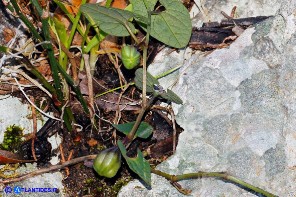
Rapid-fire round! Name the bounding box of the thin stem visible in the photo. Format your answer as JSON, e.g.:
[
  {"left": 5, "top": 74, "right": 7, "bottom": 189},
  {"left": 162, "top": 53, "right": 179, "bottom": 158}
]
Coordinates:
[
  {"left": 94, "top": 82, "right": 134, "bottom": 98},
  {"left": 141, "top": 10, "right": 152, "bottom": 107},
  {"left": 126, "top": 96, "right": 155, "bottom": 141},
  {"left": 151, "top": 169, "right": 278, "bottom": 197},
  {"left": 124, "top": 22, "right": 140, "bottom": 45}
]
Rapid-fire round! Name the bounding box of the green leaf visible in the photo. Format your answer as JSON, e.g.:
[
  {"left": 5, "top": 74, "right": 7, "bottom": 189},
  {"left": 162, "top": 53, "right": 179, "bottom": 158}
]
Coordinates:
[
  {"left": 80, "top": 4, "right": 136, "bottom": 36},
  {"left": 130, "top": 0, "right": 157, "bottom": 23},
  {"left": 52, "top": 16, "right": 68, "bottom": 44},
  {"left": 150, "top": 0, "right": 192, "bottom": 48},
  {"left": 118, "top": 140, "right": 151, "bottom": 186},
  {"left": 113, "top": 121, "right": 153, "bottom": 139},
  {"left": 0, "top": 45, "right": 9, "bottom": 53},
  {"left": 134, "top": 68, "right": 159, "bottom": 93},
  {"left": 160, "top": 89, "right": 183, "bottom": 104}
]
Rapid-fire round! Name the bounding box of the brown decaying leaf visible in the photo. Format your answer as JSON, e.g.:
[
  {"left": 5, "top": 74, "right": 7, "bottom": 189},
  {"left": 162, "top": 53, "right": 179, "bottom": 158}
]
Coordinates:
[
  {"left": 111, "top": 0, "right": 127, "bottom": 9},
  {"left": 35, "top": 59, "right": 52, "bottom": 78},
  {"left": 88, "top": 0, "right": 127, "bottom": 9},
  {"left": 62, "top": 0, "right": 83, "bottom": 15},
  {"left": 87, "top": 138, "right": 98, "bottom": 147},
  {"left": 0, "top": 150, "right": 34, "bottom": 164},
  {"left": 98, "top": 35, "right": 120, "bottom": 55},
  {"left": 2, "top": 27, "right": 15, "bottom": 44}
]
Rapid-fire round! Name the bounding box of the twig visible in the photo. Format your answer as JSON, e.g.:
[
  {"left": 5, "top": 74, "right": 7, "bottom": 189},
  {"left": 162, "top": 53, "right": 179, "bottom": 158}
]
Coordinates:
[
  {"left": 59, "top": 144, "right": 69, "bottom": 176},
  {"left": 108, "top": 53, "right": 127, "bottom": 88},
  {"left": 16, "top": 70, "right": 52, "bottom": 98},
  {"left": 151, "top": 169, "right": 278, "bottom": 197},
  {"left": 0, "top": 155, "right": 97, "bottom": 184},
  {"left": 169, "top": 106, "right": 177, "bottom": 153},
  {"left": 30, "top": 96, "right": 38, "bottom": 161},
  {"left": 67, "top": 150, "right": 74, "bottom": 161},
  {"left": 3, "top": 41, "right": 50, "bottom": 61},
  {"left": 13, "top": 77, "right": 62, "bottom": 121},
  {"left": 114, "top": 83, "right": 130, "bottom": 124}
]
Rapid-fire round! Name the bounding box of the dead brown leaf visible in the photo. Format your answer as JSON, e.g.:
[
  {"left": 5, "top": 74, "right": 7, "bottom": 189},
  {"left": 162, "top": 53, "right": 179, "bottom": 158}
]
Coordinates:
[{"left": 87, "top": 138, "right": 98, "bottom": 147}]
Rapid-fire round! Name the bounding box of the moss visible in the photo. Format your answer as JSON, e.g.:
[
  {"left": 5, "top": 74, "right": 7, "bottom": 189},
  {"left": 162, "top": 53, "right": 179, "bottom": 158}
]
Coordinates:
[
  {"left": 87, "top": 174, "right": 132, "bottom": 196},
  {"left": 0, "top": 125, "right": 24, "bottom": 152},
  {"left": 85, "top": 178, "right": 95, "bottom": 184},
  {"left": 111, "top": 176, "right": 132, "bottom": 193}
]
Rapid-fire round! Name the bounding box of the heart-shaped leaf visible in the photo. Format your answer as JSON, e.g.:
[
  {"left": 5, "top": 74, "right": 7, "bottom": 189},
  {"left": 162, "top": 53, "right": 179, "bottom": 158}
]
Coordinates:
[
  {"left": 131, "top": 0, "right": 192, "bottom": 48},
  {"left": 80, "top": 4, "right": 136, "bottom": 36},
  {"left": 130, "top": 0, "right": 157, "bottom": 24},
  {"left": 118, "top": 140, "right": 151, "bottom": 186},
  {"left": 150, "top": 0, "right": 192, "bottom": 48},
  {"left": 113, "top": 121, "right": 153, "bottom": 139},
  {"left": 134, "top": 68, "right": 159, "bottom": 93}
]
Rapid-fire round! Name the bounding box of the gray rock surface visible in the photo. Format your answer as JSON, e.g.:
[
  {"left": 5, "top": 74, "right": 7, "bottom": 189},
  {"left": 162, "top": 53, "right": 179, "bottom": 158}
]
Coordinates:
[{"left": 119, "top": 0, "right": 296, "bottom": 196}]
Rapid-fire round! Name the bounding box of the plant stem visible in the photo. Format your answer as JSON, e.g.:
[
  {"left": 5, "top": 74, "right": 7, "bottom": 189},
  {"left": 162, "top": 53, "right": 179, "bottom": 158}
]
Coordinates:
[
  {"left": 124, "top": 22, "right": 140, "bottom": 45},
  {"left": 126, "top": 96, "right": 155, "bottom": 141},
  {"left": 151, "top": 169, "right": 278, "bottom": 197},
  {"left": 66, "top": 0, "right": 87, "bottom": 49},
  {"left": 142, "top": 10, "right": 152, "bottom": 107}
]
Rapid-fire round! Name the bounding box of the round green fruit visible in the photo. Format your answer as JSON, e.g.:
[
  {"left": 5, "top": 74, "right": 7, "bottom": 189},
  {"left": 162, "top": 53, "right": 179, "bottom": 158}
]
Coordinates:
[
  {"left": 93, "top": 146, "right": 121, "bottom": 178},
  {"left": 121, "top": 45, "right": 141, "bottom": 70}
]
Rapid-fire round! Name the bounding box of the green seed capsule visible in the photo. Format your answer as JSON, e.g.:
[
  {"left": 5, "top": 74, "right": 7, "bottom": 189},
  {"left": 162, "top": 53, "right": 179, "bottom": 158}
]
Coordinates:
[
  {"left": 93, "top": 146, "right": 121, "bottom": 178},
  {"left": 121, "top": 45, "right": 141, "bottom": 70}
]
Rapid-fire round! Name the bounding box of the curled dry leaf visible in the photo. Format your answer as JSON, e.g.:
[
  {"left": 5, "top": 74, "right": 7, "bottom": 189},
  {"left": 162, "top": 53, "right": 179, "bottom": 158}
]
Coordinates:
[{"left": 0, "top": 150, "right": 34, "bottom": 164}]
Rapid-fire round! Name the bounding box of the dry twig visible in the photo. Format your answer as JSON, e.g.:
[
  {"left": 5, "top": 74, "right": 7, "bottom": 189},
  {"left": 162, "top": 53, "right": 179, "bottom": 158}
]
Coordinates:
[
  {"left": 0, "top": 155, "right": 97, "bottom": 184},
  {"left": 30, "top": 96, "right": 38, "bottom": 161}
]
